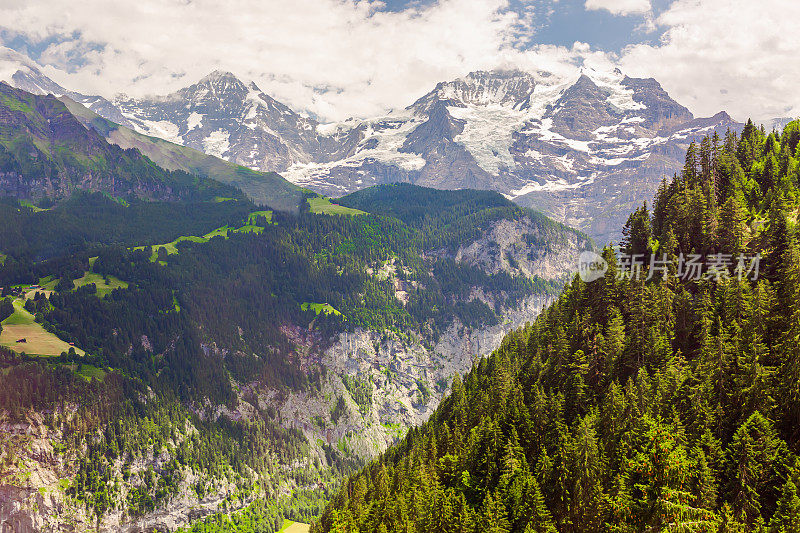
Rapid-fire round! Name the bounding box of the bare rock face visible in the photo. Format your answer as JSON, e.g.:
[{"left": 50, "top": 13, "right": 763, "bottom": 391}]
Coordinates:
[
  {"left": 243, "top": 215, "right": 586, "bottom": 465},
  {"left": 430, "top": 215, "right": 591, "bottom": 280},
  {"left": 0, "top": 410, "right": 259, "bottom": 532},
  {"left": 252, "top": 289, "right": 555, "bottom": 465}
]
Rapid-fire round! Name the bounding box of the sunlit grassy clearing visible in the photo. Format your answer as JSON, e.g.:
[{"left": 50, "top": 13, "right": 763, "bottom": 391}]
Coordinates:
[
  {"left": 307, "top": 196, "right": 365, "bottom": 216},
  {"left": 72, "top": 272, "right": 129, "bottom": 298},
  {"left": 136, "top": 210, "right": 274, "bottom": 262},
  {"left": 301, "top": 302, "right": 342, "bottom": 316},
  {"left": 278, "top": 520, "right": 310, "bottom": 533},
  {"left": 0, "top": 299, "right": 85, "bottom": 356}
]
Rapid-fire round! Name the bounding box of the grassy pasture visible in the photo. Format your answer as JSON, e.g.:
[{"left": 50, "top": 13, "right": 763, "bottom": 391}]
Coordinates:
[
  {"left": 39, "top": 276, "right": 59, "bottom": 290},
  {"left": 308, "top": 196, "right": 365, "bottom": 216},
  {"left": 278, "top": 520, "right": 310, "bottom": 533},
  {"left": 73, "top": 272, "right": 129, "bottom": 298},
  {"left": 75, "top": 363, "right": 106, "bottom": 381},
  {"left": 301, "top": 302, "right": 342, "bottom": 316},
  {"left": 0, "top": 299, "right": 85, "bottom": 356},
  {"left": 19, "top": 199, "right": 48, "bottom": 212},
  {"left": 247, "top": 210, "right": 273, "bottom": 225},
  {"left": 136, "top": 210, "right": 274, "bottom": 261}
]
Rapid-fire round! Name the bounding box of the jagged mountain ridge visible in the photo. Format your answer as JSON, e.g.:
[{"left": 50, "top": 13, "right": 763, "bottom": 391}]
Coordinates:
[
  {"left": 0, "top": 83, "right": 243, "bottom": 203},
  {"left": 0, "top": 49, "right": 742, "bottom": 243},
  {"left": 0, "top": 47, "right": 134, "bottom": 129},
  {"left": 58, "top": 95, "right": 304, "bottom": 211},
  {"left": 118, "top": 68, "right": 742, "bottom": 243}
]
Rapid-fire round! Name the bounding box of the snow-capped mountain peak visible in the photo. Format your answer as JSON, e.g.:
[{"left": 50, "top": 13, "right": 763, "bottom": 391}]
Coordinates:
[
  {"left": 409, "top": 69, "right": 538, "bottom": 116},
  {"left": 0, "top": 46, "right": 39, "bottom": 80},
  {"left": 0, "top": 50, "right": 742, "bottom": 243},
  {"left": 186, "top": 70, "right": 248, "bottom": 98},
  {"left": 0, "top": 46, "right": 135, "bottom": 128}
]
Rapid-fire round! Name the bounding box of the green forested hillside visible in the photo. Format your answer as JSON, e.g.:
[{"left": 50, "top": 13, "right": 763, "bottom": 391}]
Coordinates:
[
  {"left": 337, "top": 184, "right": 585, "bottom": 252},
  {"left": 0, "top": 193, "right": 254, "bottom": 260},
  {"left": 337, "top": 185, "right": 514, "bottom": 224},
  {"left": 1, "top": 188, "right": 566, "bottom": 403},
  {"left": 0, "top": 83, "right": 243, "bottom": 203},
  {"left": 314, "top": 122, "right": 800, "bottom": 532},
  {"left": 0, "top": 183, "right": 584, "bottom": 529}
]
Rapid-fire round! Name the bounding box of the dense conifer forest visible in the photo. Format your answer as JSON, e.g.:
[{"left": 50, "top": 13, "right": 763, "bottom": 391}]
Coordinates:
[
  {"left": 0, "top": 183, "right": 580, "bottom": 528},
  {"left": 314, "top": 121, "right": 800, "bottom": 532},
  {"left": 1, "top": 187, "right": 568, "bottom": 402}
]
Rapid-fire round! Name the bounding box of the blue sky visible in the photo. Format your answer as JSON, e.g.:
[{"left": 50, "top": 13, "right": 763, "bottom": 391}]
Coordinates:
[
  {"left": 0, "top": 0, "right": 798, "bottom": 123},
  {"left": 381, "top": 0, "right": 670, "bottom": 52}
]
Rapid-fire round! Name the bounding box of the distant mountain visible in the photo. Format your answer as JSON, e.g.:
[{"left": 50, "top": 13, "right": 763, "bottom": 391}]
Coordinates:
[
  {"left": 59, "top": 96, "right": 304, "bottom": 211},
  {"left": 110, "top": 68, "right": 743, "bottom": 243},
  {"left": 0, "top": 83, "right": 242, "bottom": 203},
  {"left": 0, "top": 47, "right": 134, "bottom": 128},
  {"left": 0, "top": 48, "right": 743, "bottom": 242},
  {"left": 766, "top": 117, "right": 797, "bottom": 131}
]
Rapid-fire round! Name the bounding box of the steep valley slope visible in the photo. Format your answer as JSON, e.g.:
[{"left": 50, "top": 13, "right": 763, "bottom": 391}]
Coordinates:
[{"left": 0, "top": 179, "right": 590, "bottom": 531}]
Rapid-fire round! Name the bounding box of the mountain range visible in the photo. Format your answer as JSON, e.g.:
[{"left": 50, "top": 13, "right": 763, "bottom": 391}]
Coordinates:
[
  {"left": 0, "top": 53, "right": 597, "bottom": 530},
  {"left": 0, "top": 83, "right": 242, "bottom": 204},
  {"left": 0, "top": 47, "right": 742, "bottom": 243},
  {"left": 2, "top": 43, "right": 797, "bottom": 533}
]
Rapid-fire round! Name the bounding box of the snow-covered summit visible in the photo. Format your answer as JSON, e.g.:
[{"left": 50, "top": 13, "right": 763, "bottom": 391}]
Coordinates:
[
  {"left": 409, "top": 69, "right": 538, "bottom": 115},
  {"left": 0, "top": 51, "right": 741, "bottom": 242}
]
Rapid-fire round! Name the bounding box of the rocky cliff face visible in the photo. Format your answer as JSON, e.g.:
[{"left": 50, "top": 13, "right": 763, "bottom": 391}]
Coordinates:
[
  {"left": 222, "top": 215, "right": 584, "bottom": 465},
  {"left": 0, "top": 410, "right": 259, "bottom": 533},
  {"left": 430, "top": 214, "right": 590, "bottom": 280},
  {"left": 249, "top": 289, "right": 554, "bottom": 465}
]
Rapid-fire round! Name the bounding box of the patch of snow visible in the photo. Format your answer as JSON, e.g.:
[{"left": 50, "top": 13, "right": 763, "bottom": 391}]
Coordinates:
[
  {"left": 589, "top": 153, "right": 650, "bottom": 167},
  {"left": 286, "top": 111, "right": 425, "bottom": 185},
  {"left": 129, "top": 118, "right": 183, "bottom": 144},
  {"left": 521, "top": 118, "right": 592, "bottom": 153},
  {"left": 202, "top": 129, "right": 230, "bottom": 158},
  {"left": 186, "top": 112, "right": 203, "bottom": 131},
  {"left": 584, "top": 67, "right": 645, "bottom": 112},
  {"left": 525, "top": 78, "right": 574, "bottom": 119},
  {"left": 509, "top": 175, "right": 595, "bottom": 196},
  {"left": 448, "top": 104, "right": 528, "bottom": 173},
  {"left": 316, "top": 122, "right": 344, "bottom": 136},
  {"left": 245, "top": 104, "right": 259, "bottom": 121},
  {"left": 522, "top": 149, "right": 546, "bottom": 163},
  {"left": 554, "top": 154, "right": 577, "bottom": 174}
]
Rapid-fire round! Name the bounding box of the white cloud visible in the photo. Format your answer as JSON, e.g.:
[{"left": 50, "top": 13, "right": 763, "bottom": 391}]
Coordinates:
[
  {"left": 0, "top": 0, "right": 536, "bottom": 121},
  {"left": 1, "top": 0, "right": 798, "bottom": 125},
  {"left": 620, "top": 0, "right": 800, "bottom": 123},
  {"left": 584, "top": 0, "right": 651, "bottom": 16}
]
